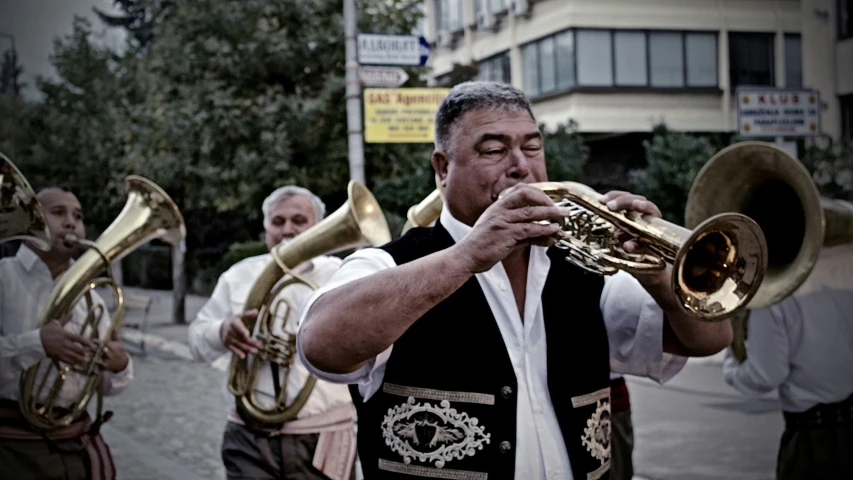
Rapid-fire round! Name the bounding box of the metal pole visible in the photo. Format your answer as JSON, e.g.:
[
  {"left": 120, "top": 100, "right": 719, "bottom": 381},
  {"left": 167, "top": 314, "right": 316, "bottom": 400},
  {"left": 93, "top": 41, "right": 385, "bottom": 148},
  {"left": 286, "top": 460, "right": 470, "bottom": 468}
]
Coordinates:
[{"left": 344, "top": 0, "right": 365, "bottom": 184}]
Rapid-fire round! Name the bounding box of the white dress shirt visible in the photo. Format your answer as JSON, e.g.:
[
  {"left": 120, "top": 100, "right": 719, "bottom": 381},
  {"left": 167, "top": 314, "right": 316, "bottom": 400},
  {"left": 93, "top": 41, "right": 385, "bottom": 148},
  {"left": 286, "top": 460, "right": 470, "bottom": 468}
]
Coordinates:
[
  {"left": 187, "top": 251, "right": 354, "bottom": 422},
  {"left": 297, "top": 205, "right": 686, "bottom": 480},
  {"left": 723, "top": 243, "right": 853, "bottom": 413},
  {"left": 0, "top": 245, "right": 133, "bottom": 405}
]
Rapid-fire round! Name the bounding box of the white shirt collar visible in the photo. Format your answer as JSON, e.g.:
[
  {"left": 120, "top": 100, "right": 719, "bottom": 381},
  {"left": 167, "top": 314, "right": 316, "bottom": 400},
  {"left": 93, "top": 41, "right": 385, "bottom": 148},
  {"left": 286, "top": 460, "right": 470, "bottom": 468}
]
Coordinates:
[
  {"left": 438, "top": 202, "right": 472, "bottom": 244},
  {"left": 16, "top": 243, "right": 44, "bottom": 273}
]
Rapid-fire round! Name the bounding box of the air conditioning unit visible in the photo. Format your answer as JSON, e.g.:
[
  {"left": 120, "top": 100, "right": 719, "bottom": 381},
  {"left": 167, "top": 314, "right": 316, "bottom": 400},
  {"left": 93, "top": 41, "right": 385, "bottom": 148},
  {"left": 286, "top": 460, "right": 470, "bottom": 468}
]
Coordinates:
[
  {"left": 436, "top": 30, "right": 453, "bottom": 48},
  {"left": 476, "top": 9, "right": 497, "bottom": 31},
  {"left": 509, "top": 0, "right": 531, "bottom": 18}
]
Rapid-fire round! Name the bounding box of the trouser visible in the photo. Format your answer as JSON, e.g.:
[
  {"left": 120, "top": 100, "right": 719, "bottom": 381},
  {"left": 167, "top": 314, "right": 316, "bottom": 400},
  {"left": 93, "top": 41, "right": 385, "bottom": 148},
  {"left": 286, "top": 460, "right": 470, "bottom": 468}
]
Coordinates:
[
  {"left": 222, "top": 421, "right": 356, "bottom": 480},
  {"left": 609, "top": 377, "right": 634, "bottom": 480},
  {"left": 0, "top": 399, "right": 115, "bottom": 480},
  {"left": 777, "top": 393, "right": 853, "bottom": 480}
]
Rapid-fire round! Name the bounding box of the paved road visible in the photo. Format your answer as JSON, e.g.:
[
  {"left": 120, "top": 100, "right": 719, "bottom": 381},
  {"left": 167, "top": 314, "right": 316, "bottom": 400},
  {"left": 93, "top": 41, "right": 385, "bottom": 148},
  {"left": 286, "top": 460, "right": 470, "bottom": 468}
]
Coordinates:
[{"left": 97, "top": 288, "right": 784, "bottom": 480}]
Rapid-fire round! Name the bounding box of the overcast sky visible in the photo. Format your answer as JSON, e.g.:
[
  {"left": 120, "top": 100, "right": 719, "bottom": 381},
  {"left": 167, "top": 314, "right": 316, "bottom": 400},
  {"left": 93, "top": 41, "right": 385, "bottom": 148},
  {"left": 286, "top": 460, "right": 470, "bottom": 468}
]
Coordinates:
[{"left": 0, "top": 0, "right": 125, "bottom": 100}]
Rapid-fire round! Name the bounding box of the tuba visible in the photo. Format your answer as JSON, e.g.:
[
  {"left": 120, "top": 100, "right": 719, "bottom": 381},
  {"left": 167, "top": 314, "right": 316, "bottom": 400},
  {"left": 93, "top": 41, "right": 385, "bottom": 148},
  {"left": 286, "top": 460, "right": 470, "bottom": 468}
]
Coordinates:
[
  {"left": 228, "top": 180, "right": 391, "bottom": 428},
  {"left": 685, "top": 141, "right": 853, "bottom": 360},
  {"left": 400, "top": 174, "right": 444, "bottom": 235},
  {"left": 19, "top": 176, "right": 185, "bottom": 431},
  {"left": 521, "top": 182, "right": 768, "bottom": 320},
  {"left": 0, "top": 153, "right": 51, "bottom": 250}
]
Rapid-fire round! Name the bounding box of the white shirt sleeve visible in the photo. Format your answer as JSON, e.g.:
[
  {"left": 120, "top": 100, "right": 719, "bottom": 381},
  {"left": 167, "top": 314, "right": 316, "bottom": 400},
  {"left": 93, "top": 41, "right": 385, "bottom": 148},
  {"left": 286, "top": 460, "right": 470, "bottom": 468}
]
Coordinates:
[
  {"left": 601, "top": 271, "right": 687, "bottom": 384},
  {"left": 0, "top": 329, "right": 46, "bottom": 366},
  {"left": 297, "top": 248, "right": 396, "bottom": 400},
  {"left": 187, "top": 274, "right": 234, "bottom": 363},
  {"left": 722, "top": 306, "right": 790, "bottom": 396}
]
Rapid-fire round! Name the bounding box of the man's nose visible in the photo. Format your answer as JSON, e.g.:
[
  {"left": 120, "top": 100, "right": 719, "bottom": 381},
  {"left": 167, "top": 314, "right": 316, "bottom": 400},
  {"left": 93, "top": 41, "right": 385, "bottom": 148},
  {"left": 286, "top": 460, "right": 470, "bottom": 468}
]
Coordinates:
[
  {"left": 506, "top": 148, "right": 531, "bottom": 180},
  {"left": 281, "top": 221, "right": 298, "bottom": 237},
  {"left": 62, "top": 213, "right": 77, "bottom": 229}
]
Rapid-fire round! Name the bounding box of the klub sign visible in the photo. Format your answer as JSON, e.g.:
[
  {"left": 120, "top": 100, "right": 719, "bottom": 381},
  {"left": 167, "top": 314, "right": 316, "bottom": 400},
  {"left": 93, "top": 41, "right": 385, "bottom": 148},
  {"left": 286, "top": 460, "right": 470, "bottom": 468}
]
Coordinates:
[{"left": 736, "top": 88, "right": 821, "bottom": 137}]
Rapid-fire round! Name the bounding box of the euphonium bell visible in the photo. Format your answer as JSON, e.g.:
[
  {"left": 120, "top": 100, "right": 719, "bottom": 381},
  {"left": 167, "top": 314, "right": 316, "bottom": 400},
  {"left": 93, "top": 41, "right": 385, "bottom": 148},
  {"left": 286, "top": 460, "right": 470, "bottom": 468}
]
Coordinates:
[
  {"left": 19, "top": 176, "right": 185, "bottom": 431},
  {"left": 0, "top": 152, "right": 51, "bottom": 250},
  {"left": 522, "top": 181, "right": 768, "bottom": 321},
  {"left": 400, "top": 174, "right": 444, "bottom": 235},
  {"left": 685, "top": 141, "right": 853, "bottom": 360},
  {"left": 228, "top": 180, "right": 391, "bottom": 427}
]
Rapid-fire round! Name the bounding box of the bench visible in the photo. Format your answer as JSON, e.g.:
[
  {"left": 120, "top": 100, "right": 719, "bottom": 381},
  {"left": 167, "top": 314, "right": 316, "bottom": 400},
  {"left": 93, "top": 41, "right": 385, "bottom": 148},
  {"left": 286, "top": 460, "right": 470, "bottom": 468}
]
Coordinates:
[{"left": 121, "top": 292, "right": 154, "bottom": 356}]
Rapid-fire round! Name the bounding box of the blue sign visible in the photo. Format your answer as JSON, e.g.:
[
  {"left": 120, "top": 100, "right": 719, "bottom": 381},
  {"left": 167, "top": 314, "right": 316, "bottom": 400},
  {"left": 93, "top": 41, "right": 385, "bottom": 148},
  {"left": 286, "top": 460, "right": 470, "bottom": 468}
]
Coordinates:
[{"left": 357, "top": 33, "right": 430, "bottom": 67}]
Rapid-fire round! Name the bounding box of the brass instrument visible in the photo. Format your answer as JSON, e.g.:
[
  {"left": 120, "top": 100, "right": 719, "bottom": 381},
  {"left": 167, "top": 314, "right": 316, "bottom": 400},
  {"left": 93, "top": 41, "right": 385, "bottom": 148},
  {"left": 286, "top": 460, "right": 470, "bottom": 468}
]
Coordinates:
[
  {"left": 522, "top": 181, "right": 767, "bottom": 320},
  {"left": 19, "top": 176, "right": 185, "bottom": 430},
  {"left": 400, "top": 174, "right": 444, "bottom": 235},
  {"left": 0, "top": 153, "right": 51, "bottom": 250},
  {"left": 228, "top": 180, "right": 391, "bottom": 427},
  {"left": 685, "top": 141, "right": 853, "bottom": 360}
]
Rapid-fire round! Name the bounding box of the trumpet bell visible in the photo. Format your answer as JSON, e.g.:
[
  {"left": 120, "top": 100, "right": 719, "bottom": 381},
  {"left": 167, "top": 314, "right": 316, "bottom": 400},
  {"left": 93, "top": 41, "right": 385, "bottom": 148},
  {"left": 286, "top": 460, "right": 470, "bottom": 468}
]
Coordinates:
[
  {"left": 685, "top": 141, "right": 824, "bottom": 308},
  {"left": 0, "top": 153, "right": 51, "bottom": 250},
  {"left": 401, "top": 174, "right": 444, "bottom": 235}
]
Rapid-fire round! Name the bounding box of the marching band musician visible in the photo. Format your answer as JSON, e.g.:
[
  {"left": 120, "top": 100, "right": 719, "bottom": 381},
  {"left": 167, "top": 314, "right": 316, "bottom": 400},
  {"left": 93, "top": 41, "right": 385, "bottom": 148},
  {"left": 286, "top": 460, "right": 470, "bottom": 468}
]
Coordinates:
[
  {"left": 722, "top": 238, "right": 853, "bottom": 479},
  {"left": 187, "top": 185, "right": 356, "bottom": 480},
  {"left": 0, "top": 185, "right": 132, "bottom": 480},
  {"left": 297, "top": 81, "right": 733, "bottom": 480}
]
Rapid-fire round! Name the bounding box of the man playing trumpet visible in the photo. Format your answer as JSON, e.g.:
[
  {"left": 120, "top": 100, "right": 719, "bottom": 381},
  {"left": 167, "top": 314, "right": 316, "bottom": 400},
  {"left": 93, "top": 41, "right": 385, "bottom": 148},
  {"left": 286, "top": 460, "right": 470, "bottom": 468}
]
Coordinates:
[
  {"left": 0, "top": 185, "right": 132, "bottom": 480},
  {"left": 298, "top": 81, "right": 734, "bottom": 480},
  {"left": 188, "top": 185, "right": 356, "bottom": 480}
]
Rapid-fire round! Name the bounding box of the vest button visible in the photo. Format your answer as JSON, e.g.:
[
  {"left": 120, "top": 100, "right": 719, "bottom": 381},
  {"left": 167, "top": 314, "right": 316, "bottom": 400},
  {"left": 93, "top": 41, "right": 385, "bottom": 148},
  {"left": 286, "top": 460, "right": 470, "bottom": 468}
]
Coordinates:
[
  {"left": 500, "top": 386, "right": 513, "bottom": 399},
  {"left": 499, "top": 441, "right": 512, "bottom": 453}
]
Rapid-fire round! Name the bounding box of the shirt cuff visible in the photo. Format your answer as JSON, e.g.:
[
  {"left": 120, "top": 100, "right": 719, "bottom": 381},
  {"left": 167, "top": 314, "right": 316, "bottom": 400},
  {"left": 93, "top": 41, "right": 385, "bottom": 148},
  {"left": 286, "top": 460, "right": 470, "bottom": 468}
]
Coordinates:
[
  {"left": 611, "top": 296, "right": 687, "bottom": 384},
  {"left": 20, "top": 329, "right": 47, "bottom": 360},
  {"left": 205, "top": 320, "right": 228, "bottom": 354},
  {"left": 104, "top": 356, "right": 134, "bottom": 395}
]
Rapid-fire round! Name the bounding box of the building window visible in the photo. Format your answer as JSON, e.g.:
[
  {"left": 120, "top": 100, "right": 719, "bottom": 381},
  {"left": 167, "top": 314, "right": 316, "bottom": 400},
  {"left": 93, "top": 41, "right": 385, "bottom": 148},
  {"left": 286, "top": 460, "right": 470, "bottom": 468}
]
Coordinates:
[
  {"left": 478, "top": 51, "right": 511, "bottom": 84},
  {"left": 686, "top": 33, "right": 717, "bottom": 86},
  {"left": 437, "top": 0, "right": 464, "bottom": 32},
  {"left": 784, "top": 34, "right": 803, "bottom": 88},
  {"left": 729, "top": 33, "right": 775, "bottom": 88},
  {"left": 577, "top": 30, "right": 613, "bottom": 86},
  {"left": 614, "top": 31, "right": 647, "bottom": 86},
  {"left": 521, "top": 29, "right": 717, "bottom": 96},
  {"left": 840, "top": 0, "right": 853, "bottom": 40},
  {"left": 649, "top": 32, "right": 684, "bottom": 87},
  {"left": 842, "top": 94, "right": 853, "bottom": 141}
]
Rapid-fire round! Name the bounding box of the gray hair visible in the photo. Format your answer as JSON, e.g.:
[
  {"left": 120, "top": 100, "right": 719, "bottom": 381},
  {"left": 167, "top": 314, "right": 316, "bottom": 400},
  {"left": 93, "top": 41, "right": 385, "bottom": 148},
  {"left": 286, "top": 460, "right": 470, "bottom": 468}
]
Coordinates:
[
  {"left": 434, "top": 81, "right": 537, "bottom": 153},
  {"left": 262, "top": 185, "right": 326, "bottom": 228}
]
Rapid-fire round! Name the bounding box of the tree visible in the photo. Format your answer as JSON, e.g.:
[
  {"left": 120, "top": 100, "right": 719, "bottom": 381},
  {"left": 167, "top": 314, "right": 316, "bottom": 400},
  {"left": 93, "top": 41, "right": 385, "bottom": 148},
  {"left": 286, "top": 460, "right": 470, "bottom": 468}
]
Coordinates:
[
  {"left": 800, "top": 142, "right": 853, "bottom": 202},
  {"left": 629, "top": 124, "right": 720, "bottom": 224},
  {"left": 543, "top": 120, "right": 588, "bottom": 184}
]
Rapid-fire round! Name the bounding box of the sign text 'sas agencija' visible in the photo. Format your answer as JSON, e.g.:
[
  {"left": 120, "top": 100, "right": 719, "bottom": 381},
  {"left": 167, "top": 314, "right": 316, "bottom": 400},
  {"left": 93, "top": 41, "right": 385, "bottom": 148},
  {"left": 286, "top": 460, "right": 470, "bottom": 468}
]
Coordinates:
[{"left": 364, "top": 88, "right": 449, "bottom": 143}]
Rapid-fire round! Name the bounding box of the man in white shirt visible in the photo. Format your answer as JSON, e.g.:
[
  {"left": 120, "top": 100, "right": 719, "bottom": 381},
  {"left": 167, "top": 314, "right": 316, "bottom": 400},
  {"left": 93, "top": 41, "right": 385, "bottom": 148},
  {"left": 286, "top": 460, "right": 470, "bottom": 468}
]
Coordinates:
[
  {"left": 0, "top": 185, "right": 133, "bottom": 480},
  {"left": 188, "top": 185, "right": 356, "bottom": 480},
  {"left": 297, "top": 81, "right": 733, "bottom": 480},
  {"left": 723, "top": 239, "right": 853, "bottom": 480}
]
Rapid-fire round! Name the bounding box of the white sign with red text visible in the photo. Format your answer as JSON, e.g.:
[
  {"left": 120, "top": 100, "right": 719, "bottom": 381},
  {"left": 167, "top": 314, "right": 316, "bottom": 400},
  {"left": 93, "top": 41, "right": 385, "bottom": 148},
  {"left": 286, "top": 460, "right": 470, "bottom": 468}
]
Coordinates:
[{"left": 736, "top": 88, "right": 821, "bottom": 137}]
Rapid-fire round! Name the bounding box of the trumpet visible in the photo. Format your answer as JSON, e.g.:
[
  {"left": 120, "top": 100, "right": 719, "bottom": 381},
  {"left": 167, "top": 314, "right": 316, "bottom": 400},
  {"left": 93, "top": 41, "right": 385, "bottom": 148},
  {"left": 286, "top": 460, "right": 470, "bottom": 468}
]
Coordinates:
[
  {"left": 400, "top": 174, "right": 444, "bottom": 235},
  {"left": 228, "top": 180, "right": 391, "bottom": 428},
  {"left": 19, "top": 176, "right": 185, "bottom": 431},
  {"left": 0, "top": 153, "right": 51, "bottom": 250},
  {"left": 522, "top": 181, "right": 768, "bottom": 321}
]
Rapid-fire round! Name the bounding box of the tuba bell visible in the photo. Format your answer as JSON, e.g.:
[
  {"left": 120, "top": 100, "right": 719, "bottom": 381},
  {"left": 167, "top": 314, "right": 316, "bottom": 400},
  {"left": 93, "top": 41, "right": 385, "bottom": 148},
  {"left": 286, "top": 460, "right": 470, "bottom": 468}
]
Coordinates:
[
  {"left": 685, "top": 141, "right": 853, "bottom": 360},
  {"left": 400, "top": 174, "right": 444, "bottom": 235},
  {"left": 0, "top": 152, "right": 51, "bottom": 250},
  {"left": 19, "top": 176, "right": 185, "bottom": 431},
  {"left": 228, "top": 180, "right": 391, "bottom": 428}
]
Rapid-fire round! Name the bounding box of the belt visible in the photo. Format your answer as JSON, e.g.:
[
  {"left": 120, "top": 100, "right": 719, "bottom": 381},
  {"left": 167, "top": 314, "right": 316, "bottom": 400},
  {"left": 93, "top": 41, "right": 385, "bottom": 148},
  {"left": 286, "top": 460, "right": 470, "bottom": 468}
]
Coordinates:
[
  {"left": 610, "top": 377, "right": 631, "bottom": 414},
  {"left": 783, "top": 393, "right": 853, "bottom": 429}
]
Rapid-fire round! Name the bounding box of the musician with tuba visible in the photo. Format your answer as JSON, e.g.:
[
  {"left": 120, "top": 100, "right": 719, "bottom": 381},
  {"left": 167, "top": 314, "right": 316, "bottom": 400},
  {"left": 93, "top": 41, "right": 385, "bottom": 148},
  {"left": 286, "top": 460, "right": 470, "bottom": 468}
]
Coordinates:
[
  {"left": 0, "top": 185, "right": 132, "bottom": 480},
  {"left": 297, "top": 81, "right": 740, "bottom": 480},
  {"left": 188, "top": 185, "right": 356, "bottom": 480}
]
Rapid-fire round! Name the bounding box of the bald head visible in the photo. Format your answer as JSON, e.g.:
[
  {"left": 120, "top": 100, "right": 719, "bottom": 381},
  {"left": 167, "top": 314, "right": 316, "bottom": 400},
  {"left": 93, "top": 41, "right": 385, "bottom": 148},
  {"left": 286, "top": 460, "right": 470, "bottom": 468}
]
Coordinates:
[{"left": 35, "top": 186, "right": 85, "bottom": 258}]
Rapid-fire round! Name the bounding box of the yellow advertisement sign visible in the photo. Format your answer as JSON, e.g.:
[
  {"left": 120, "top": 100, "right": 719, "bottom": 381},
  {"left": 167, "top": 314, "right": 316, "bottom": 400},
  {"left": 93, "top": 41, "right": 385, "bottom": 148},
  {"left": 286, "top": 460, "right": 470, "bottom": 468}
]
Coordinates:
[{"left": 364, "top": 88, "right": 449, "bottom": 143}]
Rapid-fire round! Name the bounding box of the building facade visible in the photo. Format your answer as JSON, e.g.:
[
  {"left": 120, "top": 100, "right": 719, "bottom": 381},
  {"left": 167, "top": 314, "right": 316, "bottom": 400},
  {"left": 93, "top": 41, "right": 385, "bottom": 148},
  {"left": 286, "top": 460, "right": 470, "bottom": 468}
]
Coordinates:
[{"left": 423, "top": 0, "right": 853, "bottom": 145}]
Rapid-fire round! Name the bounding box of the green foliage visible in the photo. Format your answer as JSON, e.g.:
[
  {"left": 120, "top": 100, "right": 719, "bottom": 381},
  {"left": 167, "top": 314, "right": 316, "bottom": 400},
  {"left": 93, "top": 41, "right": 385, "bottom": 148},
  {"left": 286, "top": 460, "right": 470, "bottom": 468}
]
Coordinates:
[
  {"left": 629, "top": 124, "right": 719, "bottom": 224},
  {"left": 543, "top": 120, "right": 588, "bottom": 183},
  {"left": 216, "top": 240, "right": 267, "bottom": 272},
  {"left": 800, "top": 142, "right": 853, "bottom": 201},
  {"left": 0, "top": 49, "right": 25, "bottom": 97}
]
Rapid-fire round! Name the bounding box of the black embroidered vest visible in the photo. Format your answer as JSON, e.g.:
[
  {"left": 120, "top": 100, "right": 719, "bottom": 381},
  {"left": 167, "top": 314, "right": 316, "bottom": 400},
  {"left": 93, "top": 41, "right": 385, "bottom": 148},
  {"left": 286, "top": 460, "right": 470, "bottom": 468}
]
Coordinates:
[{"left": 350, "top": 222, "right": 611, "bottom": 480}]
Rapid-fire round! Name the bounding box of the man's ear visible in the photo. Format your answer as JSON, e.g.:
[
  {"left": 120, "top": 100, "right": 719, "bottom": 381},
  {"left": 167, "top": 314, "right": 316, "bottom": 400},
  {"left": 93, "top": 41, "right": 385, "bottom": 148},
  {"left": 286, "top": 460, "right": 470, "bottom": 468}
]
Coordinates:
[{"left": 431, "top": 150, "right": 449, "bottom": 188}]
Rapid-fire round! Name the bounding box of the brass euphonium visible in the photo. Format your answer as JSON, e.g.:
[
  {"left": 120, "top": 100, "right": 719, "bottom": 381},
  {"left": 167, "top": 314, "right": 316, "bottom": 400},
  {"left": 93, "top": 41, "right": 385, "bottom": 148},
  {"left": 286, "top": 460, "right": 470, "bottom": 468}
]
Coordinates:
[
  {"left": 684, "top": 141, "right": 853, "bottom": 360},
  {"left": 521, "top": 182, "right": 768, "bottom": 320},
  {"left": 0, "top": 152, "right": 51, "bottom": 250},
  {"left": 228, "top": 180, "right": 391, "bottom": 427},
  {"left": 400, "top": 174, "right": 444, "bottom": 235},
  {"left": 19, "top": 176, "right": 185, "bottom": 431}
]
